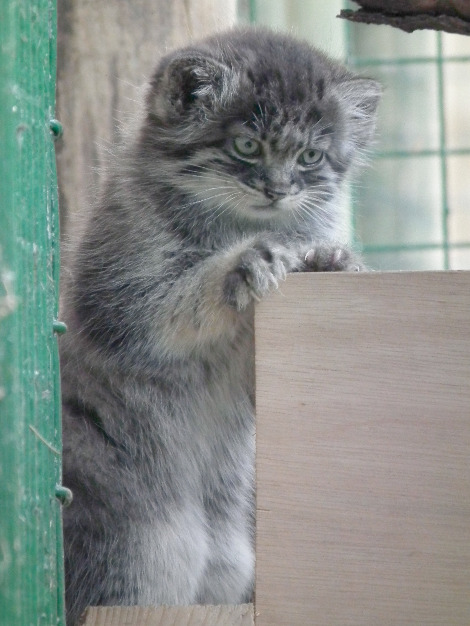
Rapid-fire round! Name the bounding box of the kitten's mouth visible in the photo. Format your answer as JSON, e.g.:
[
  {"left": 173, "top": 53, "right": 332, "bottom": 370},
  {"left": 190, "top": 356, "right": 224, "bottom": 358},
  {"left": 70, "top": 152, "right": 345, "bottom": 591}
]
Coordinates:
[
  {"left": 246, "top": 198, "right": 291, "bottom": 219},
  {"left": 247, "top": 193, "right": 287, "bottom": 208},
  {"left": 253, "top": 196, "right": 294, "bottom": 211},
  {"left": 239, "top": 186, "right": 297, "bottom": 217},
  {"left": 249, "top": 199, "right": 281, "bottom": 211},
  {"left": 258, "top": 201, "right": 282, "bottom": 210}
]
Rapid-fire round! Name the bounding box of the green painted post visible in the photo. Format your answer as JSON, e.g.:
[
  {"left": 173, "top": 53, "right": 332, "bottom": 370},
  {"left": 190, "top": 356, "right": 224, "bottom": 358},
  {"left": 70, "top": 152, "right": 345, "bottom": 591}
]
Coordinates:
[{"left": 0, "top": 1, "right": 65, "bottom": 624}]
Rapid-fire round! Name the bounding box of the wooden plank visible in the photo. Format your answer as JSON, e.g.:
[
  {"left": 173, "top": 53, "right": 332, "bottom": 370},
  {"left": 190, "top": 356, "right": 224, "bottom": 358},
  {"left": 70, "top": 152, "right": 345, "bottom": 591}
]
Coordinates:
[
  {"left": 254, "top": 271, "right": 470, "bottom": 625},
  {"left": 82, "top": 604, "right": 254, "bottom": 625}
]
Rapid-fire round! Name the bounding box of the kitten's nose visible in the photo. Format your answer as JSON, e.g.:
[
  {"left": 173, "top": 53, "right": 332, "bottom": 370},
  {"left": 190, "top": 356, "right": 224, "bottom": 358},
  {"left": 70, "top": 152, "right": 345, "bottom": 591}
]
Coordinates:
[{"left": 264, "top": 187, "right": 287, "bottom": 201}]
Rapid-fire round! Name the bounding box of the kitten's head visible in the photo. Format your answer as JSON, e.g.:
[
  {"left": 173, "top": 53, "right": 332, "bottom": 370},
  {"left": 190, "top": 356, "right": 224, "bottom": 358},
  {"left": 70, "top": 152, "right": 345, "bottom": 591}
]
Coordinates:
[{"left": 138, "top": 27, "right": 381, "bottom": 237}]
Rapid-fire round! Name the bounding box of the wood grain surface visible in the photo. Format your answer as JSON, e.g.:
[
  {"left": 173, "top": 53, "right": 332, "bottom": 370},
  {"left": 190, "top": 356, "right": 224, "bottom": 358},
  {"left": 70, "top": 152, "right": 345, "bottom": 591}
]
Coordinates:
[
  {"left": 82, "top": 604, "right": 254, "bottom": 626},
  {"left": 254, "top": 271, "right": 470, "bottom": 625}
]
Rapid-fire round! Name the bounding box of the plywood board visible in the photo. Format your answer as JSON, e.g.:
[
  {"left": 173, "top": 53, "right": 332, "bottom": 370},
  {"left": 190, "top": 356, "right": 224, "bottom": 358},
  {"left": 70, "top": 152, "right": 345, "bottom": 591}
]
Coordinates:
[
  {"left": 82, "top": 604, "right": 254, "bottom": 625},
  {"left": 254, "top": 271, "right": 470, "bottom": 625}
]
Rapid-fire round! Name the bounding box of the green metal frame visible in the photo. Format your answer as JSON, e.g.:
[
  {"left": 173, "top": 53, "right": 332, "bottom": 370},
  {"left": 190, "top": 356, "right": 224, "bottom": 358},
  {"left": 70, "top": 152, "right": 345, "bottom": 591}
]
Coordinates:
[{"left": 0, "top": 0, "right": 65, "bottom": 623}]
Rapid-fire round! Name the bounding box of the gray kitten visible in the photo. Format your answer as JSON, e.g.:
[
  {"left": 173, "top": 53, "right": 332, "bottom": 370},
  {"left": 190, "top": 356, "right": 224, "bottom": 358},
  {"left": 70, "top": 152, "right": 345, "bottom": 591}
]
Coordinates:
[{"left": 60, "top": 26, "right": 380, "bottom": 625}]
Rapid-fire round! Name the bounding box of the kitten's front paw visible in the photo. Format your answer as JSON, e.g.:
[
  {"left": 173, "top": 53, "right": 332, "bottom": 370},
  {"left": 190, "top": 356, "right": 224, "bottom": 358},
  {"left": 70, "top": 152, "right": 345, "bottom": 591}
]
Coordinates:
[
  {"left": 303, "top": 243, "right": 366, "bottom": 273},
  {"left": 223, "top": 242, "right": 298, "bottom": 311}
]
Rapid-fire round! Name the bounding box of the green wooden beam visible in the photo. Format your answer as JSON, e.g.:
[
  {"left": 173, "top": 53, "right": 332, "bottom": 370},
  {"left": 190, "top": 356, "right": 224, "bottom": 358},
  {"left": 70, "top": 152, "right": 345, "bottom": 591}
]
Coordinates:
[{"left": 0, "top": 0, "right": 65, "bottom": 623}]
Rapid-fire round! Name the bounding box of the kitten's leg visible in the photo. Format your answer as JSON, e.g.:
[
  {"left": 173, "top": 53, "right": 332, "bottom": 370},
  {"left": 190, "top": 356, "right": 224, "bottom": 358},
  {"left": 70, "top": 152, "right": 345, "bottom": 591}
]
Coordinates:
[
  {"left": 221, "top": 239, "right": 304, "bottom": 310},
  {"left": 62, "top": 405, "right": 209, "bottom": 624},
  {"left": 196, "top": 439, "right": 255, "bottom": 605},
  {"left": 302, "top": 242, "right": 366, "bottom": 272},
  {"left": 64, "top": 505, "right": 208, "bottom": 625},
  {"left": 196, "top": 520, "right": 254, "bottom": 604},
  {"left": 154, "top": 237, "right": 303, "bottom": 354}
]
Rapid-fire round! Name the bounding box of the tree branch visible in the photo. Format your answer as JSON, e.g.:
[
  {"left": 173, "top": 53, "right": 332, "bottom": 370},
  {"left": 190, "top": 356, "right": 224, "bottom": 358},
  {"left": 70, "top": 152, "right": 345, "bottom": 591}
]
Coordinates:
[{"left": 339, "top": 0, "right": 470, "bottom": 35}]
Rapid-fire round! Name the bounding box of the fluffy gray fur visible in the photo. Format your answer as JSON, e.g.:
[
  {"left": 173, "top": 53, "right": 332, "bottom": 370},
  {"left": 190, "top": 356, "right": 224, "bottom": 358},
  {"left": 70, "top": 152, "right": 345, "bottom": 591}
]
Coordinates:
[{"left": 60, "top": 26, "right": 381, "bottom": 625}]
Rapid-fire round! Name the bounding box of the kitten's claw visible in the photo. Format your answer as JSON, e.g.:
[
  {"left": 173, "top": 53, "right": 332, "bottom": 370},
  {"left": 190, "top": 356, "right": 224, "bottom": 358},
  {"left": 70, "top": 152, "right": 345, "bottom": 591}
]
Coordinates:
[
  {"left": 223, "top": 241, "right": 299, "bottom": 310},
  {"left": 304, "top": 244, "right": 366, "bottom": 272}
]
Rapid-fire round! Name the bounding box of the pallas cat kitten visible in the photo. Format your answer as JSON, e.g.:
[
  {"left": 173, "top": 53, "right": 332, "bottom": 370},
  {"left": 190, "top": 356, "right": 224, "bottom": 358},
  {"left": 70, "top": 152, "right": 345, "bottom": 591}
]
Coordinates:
[{"left": 60, "top": 26, "right": 380, "bottom": 624}]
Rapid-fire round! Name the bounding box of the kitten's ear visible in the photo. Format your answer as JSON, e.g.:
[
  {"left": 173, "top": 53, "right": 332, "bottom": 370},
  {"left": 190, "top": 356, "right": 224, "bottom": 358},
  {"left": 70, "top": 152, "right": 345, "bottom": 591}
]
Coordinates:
[
  {"left": 147, "top": 51, "right": 234, "bottom": 121},
  {"left": 337, "top": 77, "right": 382, "bottom": 149},
  {"left": 342, "top": 77, "right": 382, "bottom": 119}
]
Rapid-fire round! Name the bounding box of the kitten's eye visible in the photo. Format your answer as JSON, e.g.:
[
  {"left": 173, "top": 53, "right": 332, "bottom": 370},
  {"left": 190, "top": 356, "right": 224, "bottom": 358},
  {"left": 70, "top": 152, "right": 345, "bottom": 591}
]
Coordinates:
[
  {"left": 298, "top": 148, "right": 324, "bottom": 167},
  {"left": 233, "top": 136, "right": 261, "bottom": 158}
]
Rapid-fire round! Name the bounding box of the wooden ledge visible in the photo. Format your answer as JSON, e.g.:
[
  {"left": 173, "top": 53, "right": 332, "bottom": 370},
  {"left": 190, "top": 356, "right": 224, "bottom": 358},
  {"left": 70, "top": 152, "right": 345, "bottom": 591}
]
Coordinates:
[{"left": 82, "top": 604, "right": 254, "bottom": 625}]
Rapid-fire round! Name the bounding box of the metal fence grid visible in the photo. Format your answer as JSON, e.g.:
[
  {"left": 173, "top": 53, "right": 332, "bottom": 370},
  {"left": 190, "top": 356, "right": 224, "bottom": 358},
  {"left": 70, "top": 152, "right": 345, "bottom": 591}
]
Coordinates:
[{"left": 344, "top": 8, "right": 470, "bottom": 270}]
